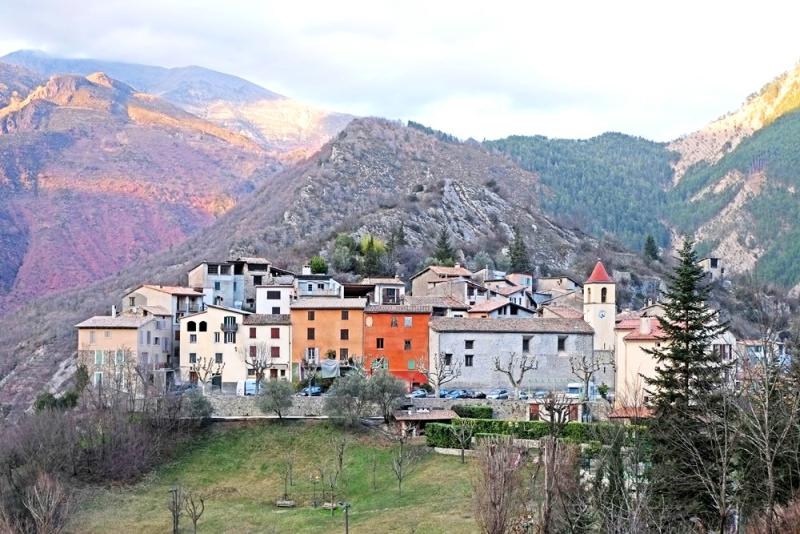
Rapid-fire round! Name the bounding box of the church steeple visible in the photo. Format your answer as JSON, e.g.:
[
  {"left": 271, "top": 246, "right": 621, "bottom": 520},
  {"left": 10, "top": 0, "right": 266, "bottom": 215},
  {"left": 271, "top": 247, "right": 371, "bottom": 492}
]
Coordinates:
[{"left": 583, "top": 260, "right": 616, "bottom": 350}]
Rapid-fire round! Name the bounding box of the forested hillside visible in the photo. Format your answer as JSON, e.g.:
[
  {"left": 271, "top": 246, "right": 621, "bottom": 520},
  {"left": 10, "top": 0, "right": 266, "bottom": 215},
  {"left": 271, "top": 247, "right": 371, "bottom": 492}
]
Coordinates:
[{"left": 485, "top": 133, "right": 677, "bottom": 250}]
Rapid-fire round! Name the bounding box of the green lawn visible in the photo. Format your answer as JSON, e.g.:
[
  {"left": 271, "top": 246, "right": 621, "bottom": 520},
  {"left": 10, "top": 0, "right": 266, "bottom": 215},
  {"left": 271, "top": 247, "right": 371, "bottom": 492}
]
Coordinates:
[{"left": 70, "top": 421, "right": 479, "bottom": 533}]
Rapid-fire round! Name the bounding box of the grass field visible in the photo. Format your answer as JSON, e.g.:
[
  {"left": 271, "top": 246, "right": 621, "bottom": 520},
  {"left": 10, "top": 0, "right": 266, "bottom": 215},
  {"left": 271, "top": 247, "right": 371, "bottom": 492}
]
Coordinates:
[{"left": 69, "top": 421, "right": 480, "bottom": 533}]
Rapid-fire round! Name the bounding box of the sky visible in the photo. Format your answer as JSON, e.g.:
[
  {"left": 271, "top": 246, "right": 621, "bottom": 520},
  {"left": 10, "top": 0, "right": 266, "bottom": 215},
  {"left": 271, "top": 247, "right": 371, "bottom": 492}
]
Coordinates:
[{"left": 0, "top": 1, "right": 798, "bottom": 141}]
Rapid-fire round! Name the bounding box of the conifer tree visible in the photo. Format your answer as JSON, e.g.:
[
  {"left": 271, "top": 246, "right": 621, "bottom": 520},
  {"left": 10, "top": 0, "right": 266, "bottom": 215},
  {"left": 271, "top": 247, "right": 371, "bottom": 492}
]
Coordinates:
[
  {"left": 508, "top": 226, "right": 532, "bottom": 273},
  {"left": 645, "top": 238, "right": 729, "bottom": 521},
  {"left": 433, "top": 226, "right": 455, "bottom": 265},
  {"left": 643, "top": 234, "right": 659, "bottom": 261}
]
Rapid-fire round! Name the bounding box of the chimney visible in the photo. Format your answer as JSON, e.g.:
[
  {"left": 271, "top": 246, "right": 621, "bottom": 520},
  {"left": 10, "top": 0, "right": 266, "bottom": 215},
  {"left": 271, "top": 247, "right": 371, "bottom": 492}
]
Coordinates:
[
  {"left": 111, "top": 305, "right": 117, "bottom": 318},
  {"left": 302, "top": 264, "right": 311, "bottom": 275},
  {"left": 454, "top": 263, "right": 461, "bottom": 269},
  {"left": 639, "top": 316, "right": 651, "bottom": 335}
]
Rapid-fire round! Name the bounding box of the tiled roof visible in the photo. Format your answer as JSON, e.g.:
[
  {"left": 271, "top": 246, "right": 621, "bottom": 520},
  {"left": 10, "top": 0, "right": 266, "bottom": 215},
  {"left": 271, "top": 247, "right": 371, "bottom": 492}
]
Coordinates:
[
  {"left": 142, "top": 284, "right": 203, "bottom": 296},
  {"left": 366, "top": 304, "right": 432, "bottom": 313},
  {"left": 494, "top": 285, "right": 527, "bottom": 296},
  {"left": 404, "top": 296, "right": 470, "bottom": 310},
  {"left": 542, "top": 305, "right": 584, "bottom": 319},
  {"left": 358, "top": 277, "right": 405, "bottom": 285},
  {"left": 430, "top": 317, "right": 593, "bottom": 334},
  {"left": 469, "top": 300, "right": 509, "bottom": 313},
  {"left": 141, "top": 305, "right": 171, "bottom": 316},
  {"left": 233, "top": 256, "right": 271, "bottom": 264},
  {"left": 76, "top": 314, "right": 152, "bottom": 329},
  {"left": 243, "top": 314, "right": 291, "bottom": 325},
  {"left": 585, "top": 261, "right": 614, "bottom": 284},
  {"left": 623, "top": 321, "right": 667, "bottom": 341},
  {"left": 291, "top": 297, "right": 367, "bottom": 309},
  {"left": 429, "top": 265, "right": 472, "bottom": 276},
  {"left": 393, "top": 409, "right": 458, "bottom": 421},
  {"left": 615, "top": 319, "right": 642, "bottom": 330}
]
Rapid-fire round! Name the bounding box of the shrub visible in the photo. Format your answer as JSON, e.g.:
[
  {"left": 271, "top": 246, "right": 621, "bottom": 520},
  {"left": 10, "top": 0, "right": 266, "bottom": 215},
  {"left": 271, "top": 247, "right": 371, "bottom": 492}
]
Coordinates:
[
  {"left": 425, "top": 423, "right": 460, "bottom": 448},
  {"left": 452, "top": 404, "right": 493, "bottom": 419},
  {"left": 257, "top": 380, "right": 294, "bottom": 419},
  {"left": 184, "top": 391, "right": 213, "bottom": 419}
]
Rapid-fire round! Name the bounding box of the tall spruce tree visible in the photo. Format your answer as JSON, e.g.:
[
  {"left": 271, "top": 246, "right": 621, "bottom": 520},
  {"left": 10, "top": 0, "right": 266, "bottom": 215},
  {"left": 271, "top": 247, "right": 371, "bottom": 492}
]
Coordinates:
[
  {"left": 508, "top": 226, "right": 532, "bottom": 273},
  {"left": 433, "top": 225, "right": 455, "bottom": 265},
  {"left": 645, "top": 238, "right": 730, "bottom": 522},
  {"left": 643, "top": 234, "right": 659, "bottom": 261}
]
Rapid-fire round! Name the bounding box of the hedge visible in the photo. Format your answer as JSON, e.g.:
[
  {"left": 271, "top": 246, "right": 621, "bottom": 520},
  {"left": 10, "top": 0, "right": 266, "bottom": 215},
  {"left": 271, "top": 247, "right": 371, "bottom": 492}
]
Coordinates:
[
  {"left": 425, "top": 418, "right": 647, "bottom": 449},
  {"left": 452, "top": 404, "right": 493, "bottom": 419}
]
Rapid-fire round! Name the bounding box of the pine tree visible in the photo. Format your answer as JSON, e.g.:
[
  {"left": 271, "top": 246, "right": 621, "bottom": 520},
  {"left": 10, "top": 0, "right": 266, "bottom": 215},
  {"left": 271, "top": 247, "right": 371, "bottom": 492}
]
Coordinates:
[
  {"left": 361, "top": 235, "right": 383, "bottom": 276},
  {"left": 433, "top": 226, "right": 455, "bottom": 265},
  {"left": 645, "top": 238, "right": 729, "bottom": 520},
  {"left": 643, "top": 234, "right": 659, "bottom": 261},
  {"left": 508, "top": 226, "right": 532, "bottom": 273}
]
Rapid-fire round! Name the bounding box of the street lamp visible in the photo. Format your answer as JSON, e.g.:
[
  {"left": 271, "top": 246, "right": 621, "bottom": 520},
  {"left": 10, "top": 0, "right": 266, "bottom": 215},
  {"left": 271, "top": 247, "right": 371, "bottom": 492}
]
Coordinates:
[{"left": 339, "top": 501, "right": 351, "bottom": 534}]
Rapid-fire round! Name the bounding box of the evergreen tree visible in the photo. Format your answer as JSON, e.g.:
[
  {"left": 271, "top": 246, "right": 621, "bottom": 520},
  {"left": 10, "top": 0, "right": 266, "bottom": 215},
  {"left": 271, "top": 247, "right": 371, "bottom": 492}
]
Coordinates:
[
  {"left": 309, "top": 255, "right": 328, "bottom": 274},
  {"left": 645, "top": 238, "right": 729, "bottom": 520},
  {"left": 361, "top": 236, "right": 383, "bottom": 276},
  {"left": 643, "top": 234, "right": 659, "bottom": 261},
  {"left": 433, "top": 225, "right": 455, "bottom": 265},
  {"left": 508, "top": 226, "right": 532, "bottom": 273}
]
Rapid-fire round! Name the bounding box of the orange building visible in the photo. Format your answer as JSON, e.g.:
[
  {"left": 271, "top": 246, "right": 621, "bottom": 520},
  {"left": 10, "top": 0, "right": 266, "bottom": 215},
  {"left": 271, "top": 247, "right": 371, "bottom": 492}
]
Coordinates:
[
  {"left": 363, "top": 304, "right": 430, "bottom": 387},
  {"left": 291, "top": 298, "right": 367, "bottom": 374}
]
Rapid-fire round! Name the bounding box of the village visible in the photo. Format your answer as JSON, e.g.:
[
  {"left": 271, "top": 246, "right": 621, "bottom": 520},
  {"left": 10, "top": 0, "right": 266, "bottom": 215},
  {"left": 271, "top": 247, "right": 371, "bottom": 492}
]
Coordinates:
[{"left": 74, "top": 253, "right": 750, "bottom": 425}]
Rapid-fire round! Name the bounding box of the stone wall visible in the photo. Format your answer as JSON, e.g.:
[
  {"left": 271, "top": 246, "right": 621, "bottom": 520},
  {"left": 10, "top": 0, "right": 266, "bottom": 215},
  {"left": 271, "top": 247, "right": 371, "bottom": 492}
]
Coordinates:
[
  {"left": 208, "top": 394, "right": 332, "bottom": 418},
  {"left": 410, "top": 397, "right": 530, "bottom": 420}
]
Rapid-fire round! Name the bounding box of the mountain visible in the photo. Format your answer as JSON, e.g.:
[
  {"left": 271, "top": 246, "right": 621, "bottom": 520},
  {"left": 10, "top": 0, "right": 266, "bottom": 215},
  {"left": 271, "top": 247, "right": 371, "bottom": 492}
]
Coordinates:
[
  {"left": 0, "top": 117, "right": 657, "bottom": 415},
  {"left": 1, "top": 50, "right": 353, "bottom": 159},
  {"left": 0, "top": 70, "right": 276, "bottom": 310}
]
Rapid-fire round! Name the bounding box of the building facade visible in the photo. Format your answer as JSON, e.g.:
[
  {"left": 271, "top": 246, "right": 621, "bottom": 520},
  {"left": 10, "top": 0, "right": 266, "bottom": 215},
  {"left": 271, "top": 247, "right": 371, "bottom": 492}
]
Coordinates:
[
  {"left": 363, "top": 304, "right": 430, "bottom": 386},
  {"left": 582, "top": 261, "right": 616, "bottom": 351},
  {"left": 290, "top": 297, "right": 367, "bottom": 372}
]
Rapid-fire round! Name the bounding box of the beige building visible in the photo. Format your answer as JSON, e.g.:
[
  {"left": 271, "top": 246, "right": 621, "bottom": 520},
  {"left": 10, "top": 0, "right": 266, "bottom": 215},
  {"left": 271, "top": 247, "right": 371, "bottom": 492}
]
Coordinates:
[
  {"left": 698, "top": 257, "right": 725, "bottom": 281},
  {"left": 410, "top": 265, "right": 472, "bottom": 297},
  {"left": 582, "top": 261, "right": 616, "bottom": 351},
  {"left": 76, "top": 312, "right": 172, "bottom": 392},
  {"left": 241, "top": 314, "right": 293, "bottom": 382}
]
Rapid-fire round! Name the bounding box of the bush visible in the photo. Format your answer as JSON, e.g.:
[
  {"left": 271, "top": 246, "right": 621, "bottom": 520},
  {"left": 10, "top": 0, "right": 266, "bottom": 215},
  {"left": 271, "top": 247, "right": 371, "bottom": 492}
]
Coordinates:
[
  {"left": 425, "top": 423, "right": 460, "bottom": 448},
  {"left": 257, "top": 380, "right": 294, "bottom": 419},
  {"left": 452, "top": 405, "right": 493, "bottom": 419},
  {"left": 184, "top": 391, "right": 213, "bottom": 419}
]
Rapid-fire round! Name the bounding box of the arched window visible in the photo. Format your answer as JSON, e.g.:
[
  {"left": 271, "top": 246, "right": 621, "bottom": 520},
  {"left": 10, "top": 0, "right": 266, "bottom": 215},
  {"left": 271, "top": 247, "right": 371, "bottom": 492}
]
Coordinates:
[
  {"left": 199, "top": 321, "right": 207, "bottom": 332},
  {"left": 187, "top": 321, "right": 196, "bottom": 332},
  {"left": 586, "top": 288, "right": 592, "bottom": 302},
  {"left": 601, "top": 287, "right": 608, "bottom": 303}
]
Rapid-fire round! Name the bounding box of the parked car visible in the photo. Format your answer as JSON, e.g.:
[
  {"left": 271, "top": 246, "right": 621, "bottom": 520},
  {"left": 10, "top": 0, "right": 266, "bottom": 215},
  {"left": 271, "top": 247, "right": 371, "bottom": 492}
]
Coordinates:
[
  {"left": 518, "top": 391, "right": 531, "bottom": 400},
  {"left": 405, "top": 389, "right": 428, "bottom": 399},
  {"left": 298, "top": 385, "right": 322, "bottom": 396},
  {"left": 445, "top": 389, "right": 470, "bottom": 399},
  {"left": 438, "top": 388, "right": 451, "bottom": 398},
  {"left": 243, "top": 379, "right": 258, "bottom": 396},
  {"left": 471, "top": 390, "right": 487, "bottom": 399},
  {"left": 171, "top": 383, "right": 198, "bottom": 395},
  {"left": 486, "top": 388, "right": 509, "bottom": 400}
]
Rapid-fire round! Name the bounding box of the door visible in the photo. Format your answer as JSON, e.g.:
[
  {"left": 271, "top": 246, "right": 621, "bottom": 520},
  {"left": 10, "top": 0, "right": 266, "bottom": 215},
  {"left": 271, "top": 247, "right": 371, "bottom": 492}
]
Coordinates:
[{"left": 211, "top": 374, "right": 222, "bottom": 391}]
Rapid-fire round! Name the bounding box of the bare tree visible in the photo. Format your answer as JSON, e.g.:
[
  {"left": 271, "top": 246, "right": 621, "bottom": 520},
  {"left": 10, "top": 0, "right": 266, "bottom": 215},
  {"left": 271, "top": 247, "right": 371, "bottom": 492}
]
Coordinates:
[
  {"left": 541, "top": 391, "right": 573, "bottom": 437},
  {"left": 22, "top": 472, "right": 70, "bottom": 534},
  {"left": 416, "top": 352, "right": 462, "bottom": 397},
  {"left": 569, "top": 350, "right": 613, "bottom": 422},
  {"left": 239, "top": 342, "right": 275, "bottom": 392},
  {"left": 183, "top": 491, "right": 205, "bottom": 534},
  {"left": 167, "top": 486, "right": 183, "bottom": 534},
  {"left": 189, "top": 356, "right": 224, "bottom": 395},
  {"left": 390, "top": 429, "right": 423, "bottom": 496},
  {"left": 493, "top": 352, "right": 537, "bottom": 398},
  {"left": 472, "top": 435, "right": 526, "bottom": 534},
  {"left": 451, "top": 419, "right": 476, "bottom": 464}
]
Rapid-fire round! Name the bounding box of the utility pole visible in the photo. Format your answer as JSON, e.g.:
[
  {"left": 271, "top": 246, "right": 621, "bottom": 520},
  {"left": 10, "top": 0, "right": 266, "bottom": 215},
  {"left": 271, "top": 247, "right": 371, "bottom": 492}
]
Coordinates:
[{"left": 342, "top": 501, "right": 351, "bottom": 534}]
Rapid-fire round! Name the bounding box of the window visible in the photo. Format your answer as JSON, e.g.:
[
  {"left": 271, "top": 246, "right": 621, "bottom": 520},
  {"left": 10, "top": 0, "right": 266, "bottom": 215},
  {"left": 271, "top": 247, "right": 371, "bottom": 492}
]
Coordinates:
[
  {"left": 557, "top": 335, "right": 567, "bottom": 352},
  {"left": 390, "top": 316, "right": 398, "bottom": 327},
  {"left": 404, "top": 340, "right": 412, "bottom": 350},
  {"left": 94, "top": 350, "right": 104, "bottom": 365},
  {"left": 601, "top": 287, "right": 607, "bottom": 303},
  {"left": 249, "top": 345, "right": 257, "bottom": 358},
  {"left": 376, "top": 337, "right": 384, "bottom": 349},
  {"left": 408, "top": 360, "right": 415, "bottom": 370},
  {"left": 465, "top": 354, "right": 474, "bottom": 367},
  {"left": 89, "top": 331, "right": 96, "bottom": 343},
  {"left": 208, "top": 264, "right": 219, "bottom": 275},
  {"left": 190, "top": 334, "right": 197, "bottom": 343},
  {"left": 308, "top": 311, "right": 315, "bottom": 321},
  {"left": 341, "top": 310, "right": 349, "bottom": 320},
  {"left": 214, "top": 332, "right": 221, "bottom": 343},
  {"left": 128, "top": 296, "right": 135, "bottom": 306},
  {"left": 146, "top": 331, "right": 151, "bottom": 344},
  {"left": 248, "top": 368, "right": 256, "bottom": 376},
  {"left": 105, "top": 330, "right": 111, "bottom": 338},
  {"left": 307, "top": 283, "right": 313, "bottom": 292},
  {"left": 93, "top": 372, "right": 103, "bottom": 386},
  {"left": 266, "top": 290, "right": 280, "bottom": 299},
  {"left": 116, "top": 349, "right": 124, "bottom": 364},
  {"left": 340, "top": 329, "right": 349, "bottom": 340},
  {"left": 224, "top": 332, "right": 236, "bottom": 344},
  {"left": 280, "top": 369, "right": 286, "bottom": 377},
  {"left": 154, "top": 336, "right": 160, "bottom": 346},
  {"left": 444, "top": 353, "right": 453, "bottom": 366},
  {"left": 465, "top": 340, "right": 474, "bottom": 350},
  {"left": 233, "top": 282, "right": 238, "bottom": 291},
  {"left": 271, "top": 327, "right": 280, "bottom": 339},
  {"left": 271, "top": 306, "right": 280, "bottom": 314},
  {"left": 199, "top": 321, "right": 207, "bottom": 332},
  {"left": 522, "top": 337, "right": 531, "bottom": 352},
  {"left": 175, "top": 331, "right": 180, "bottom": 341},
  {"left": 317, "top": 283, "right": 324, "bottom": 290},
  {"left": 339, "top": 348, "right": 348, "bottom": 360},
  {"left": 250, "top": 327, "right": 257, "bottom": 339},
  {"left": 187, "top": 321, "right": 196, "bottom": 332},
  {"left": 253, "top": 275, "right": 263, "bottom": 285},
  {"left": 189, "top": 353, "right": 197, "bottom": 364},
  {"left": 307, "top": 328, "right": 315, "bottom": 340},
  {"left": 214, "top": 281, "right": 221, "bottom": 291},
  {"left": 404, "top": 316, "right": 413, "bottom": 327},
  {"left": 215, "top": 353, "right": 223, "bottom": 364},
  {"left": 271, "top": 346, "right": 281, "bottom": 358}
]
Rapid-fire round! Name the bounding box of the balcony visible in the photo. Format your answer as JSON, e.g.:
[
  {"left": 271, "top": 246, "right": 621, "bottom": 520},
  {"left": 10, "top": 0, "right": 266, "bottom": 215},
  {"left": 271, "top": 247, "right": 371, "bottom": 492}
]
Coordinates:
[
  {"left": 297, "top": 287, "right": 340, "bottom": 297},
  {"left": 221, "top": 322, "right": 239, "bottom": 333}
]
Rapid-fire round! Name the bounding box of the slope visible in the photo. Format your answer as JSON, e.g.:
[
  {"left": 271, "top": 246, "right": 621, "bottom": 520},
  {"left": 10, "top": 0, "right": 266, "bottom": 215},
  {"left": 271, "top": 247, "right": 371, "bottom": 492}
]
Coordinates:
[{"left": 2, "top": 50, "right": 353, "bottom": 159}]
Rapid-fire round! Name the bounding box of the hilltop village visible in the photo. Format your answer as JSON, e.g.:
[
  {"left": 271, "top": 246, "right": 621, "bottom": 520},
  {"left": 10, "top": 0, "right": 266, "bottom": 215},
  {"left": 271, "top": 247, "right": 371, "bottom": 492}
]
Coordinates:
[{"left": 75, "top": 254, "right": 744, "bottom": 417}]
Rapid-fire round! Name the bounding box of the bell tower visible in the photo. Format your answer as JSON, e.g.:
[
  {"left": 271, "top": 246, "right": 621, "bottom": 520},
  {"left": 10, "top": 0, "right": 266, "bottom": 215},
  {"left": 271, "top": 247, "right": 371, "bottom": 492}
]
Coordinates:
[{"left": 583, "top": 260, "right": 616, "bottom": 350}]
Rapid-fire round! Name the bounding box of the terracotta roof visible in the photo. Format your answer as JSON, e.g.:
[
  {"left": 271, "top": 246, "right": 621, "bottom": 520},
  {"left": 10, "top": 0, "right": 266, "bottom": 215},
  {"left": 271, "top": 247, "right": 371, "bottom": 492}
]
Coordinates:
[
  {"left": 585, "top": 261, "right": 614, "bottom": 284},
  {"left": 291, "top": 297, "right": 367, "bottom": 310},
  {"left": 615, "top": 319, "right": 642, "bottom": 330},
  {"left": 243, "top": 314, "right": 291, "bottom": 325},
  {"left": 609, "top": 406, "right": 654, "bottom": 419},
  {"left": 76, "top": 314, "right": 153, "bottom": 329},
  {"left": 430, "top": 317, "right": 593, "bottom": 334},
  {"left": 141, "top": 305, "right": 172, "bottom": 316},
  {"left": 623, "top": 320, "right": 667, "bottom": 341},
  {"left": 393, "top": 409, "right": 458, "bottom": 421},
  {"left": 141, "top": 284, "right": 203, "bottom": 296},
  {"left": 494, "top": 285, "right": 527, "bottom": 296},
  {"left": 542, "top": 305, "right": 584, "bottom": 319},
  {"left": 404, "top": 296, "right": 470, "bottom": 310},
  {"left": 365, "top": 304, "right": 432, "bottom": 314},
  {"left": 358, "top": 277, "right": 405, "bottom": 285},
  {"left": 411, "top": 265, "right": 472, "bottom": 280},
  {"left": 468, "top": 300, "right": 508, "bottom": 313}
]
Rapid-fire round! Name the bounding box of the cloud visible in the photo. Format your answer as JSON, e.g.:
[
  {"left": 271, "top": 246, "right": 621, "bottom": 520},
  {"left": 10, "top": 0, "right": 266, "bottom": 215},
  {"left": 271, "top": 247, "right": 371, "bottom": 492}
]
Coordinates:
[{"left": 0, "top": 0, "right": 798, "bottom": 141}]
